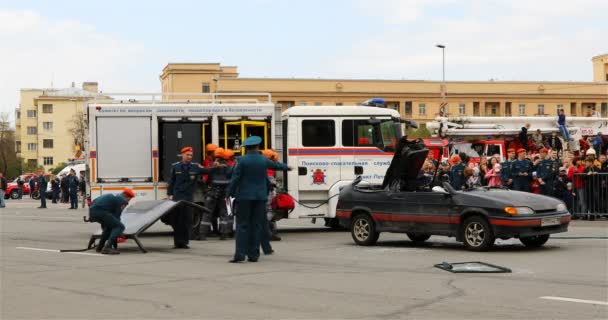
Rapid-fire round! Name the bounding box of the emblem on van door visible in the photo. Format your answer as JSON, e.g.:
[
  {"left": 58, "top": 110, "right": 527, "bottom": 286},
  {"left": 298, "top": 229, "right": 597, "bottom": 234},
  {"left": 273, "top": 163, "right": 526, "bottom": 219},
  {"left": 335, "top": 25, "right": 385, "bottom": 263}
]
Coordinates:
[{"left": 312, "top": 169, "right": 326, "bottom": 185}]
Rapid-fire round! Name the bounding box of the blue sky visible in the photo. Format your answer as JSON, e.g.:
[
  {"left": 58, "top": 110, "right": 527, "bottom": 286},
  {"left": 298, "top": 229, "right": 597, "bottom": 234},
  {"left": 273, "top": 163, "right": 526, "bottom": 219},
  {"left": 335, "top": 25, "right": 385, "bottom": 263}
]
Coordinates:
[{"left": 1, "top": 0, "right": 607, "bottom": 119}]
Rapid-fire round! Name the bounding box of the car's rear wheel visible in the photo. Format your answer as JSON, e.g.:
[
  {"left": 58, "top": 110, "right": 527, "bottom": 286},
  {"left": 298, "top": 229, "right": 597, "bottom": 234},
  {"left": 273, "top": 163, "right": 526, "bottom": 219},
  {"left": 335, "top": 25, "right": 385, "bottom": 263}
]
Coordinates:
[
  {"left": 406, "top": 233, "right": 431, "bottom": 242},
  {"left": 462, "top": 216, "right": 495, "bottom": 251},
  {"left": 351, "top": 214, "right": 379, "bottom": 246},
  {"left": 520, "top": 234, "right": 550, "bottom": 247}
]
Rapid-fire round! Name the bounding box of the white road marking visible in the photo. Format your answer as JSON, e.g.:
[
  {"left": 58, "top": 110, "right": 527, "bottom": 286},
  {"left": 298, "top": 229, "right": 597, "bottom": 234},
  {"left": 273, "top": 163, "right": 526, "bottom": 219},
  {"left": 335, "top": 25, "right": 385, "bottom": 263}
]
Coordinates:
[
  {"left": 6, "top": 215, "right": 73, "bottom": 219},
  {"left": 16, "top": 247, "right": 104, "bottom": 257},
  {"left": 540, "top": 296, "right": 608, "bottom": 306}
]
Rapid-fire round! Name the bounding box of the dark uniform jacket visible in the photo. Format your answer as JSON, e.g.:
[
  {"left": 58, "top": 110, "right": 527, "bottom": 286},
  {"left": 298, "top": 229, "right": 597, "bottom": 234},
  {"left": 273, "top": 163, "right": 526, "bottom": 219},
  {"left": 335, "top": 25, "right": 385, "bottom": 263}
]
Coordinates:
[
  {"left": 449, "top": 163, "right": 466, "bottom": 190},
  {"left": 37, "top": 175, "right": 48, "bottom": 192},
  {"left": 547, "top": 136, "right": 562, "bottom": 151},
  {"left": 68, "top": 175, "right": 79, "bottom": 193},
  {"left": 168, "top": 162, "right": 214, "bottom": 202},
  {"left": 510, "top": 160, "right": 532, "bottom": 181},
  {"left": 501, "top": 160, "right": 513, "bottom": 185},
  {"left": 90, "top": 193, "right": 128, "bottom": 218},
  {"left": 536, "top": 159, "right": 555, "bottom": 183},
  {"left": 228, "top": 152, "right": 288, "bottom": 201}
]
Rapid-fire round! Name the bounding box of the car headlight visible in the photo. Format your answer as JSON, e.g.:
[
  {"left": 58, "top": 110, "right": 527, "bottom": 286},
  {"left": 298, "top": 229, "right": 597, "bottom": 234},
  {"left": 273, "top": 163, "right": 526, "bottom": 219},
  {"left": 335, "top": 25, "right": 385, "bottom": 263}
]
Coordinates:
[
  {"left": 556, "top": 203, "right": 567, "bottom": 212},
  {"left": 504, "top": 206, "right": 534, "bottom": 215}
]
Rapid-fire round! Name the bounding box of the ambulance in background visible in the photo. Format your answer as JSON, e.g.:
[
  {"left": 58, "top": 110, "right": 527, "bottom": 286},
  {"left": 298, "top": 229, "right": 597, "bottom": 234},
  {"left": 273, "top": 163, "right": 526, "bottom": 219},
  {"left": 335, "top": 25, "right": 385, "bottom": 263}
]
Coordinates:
[{"left": 84, "top": 93, "right": 405, "bottom": 226}]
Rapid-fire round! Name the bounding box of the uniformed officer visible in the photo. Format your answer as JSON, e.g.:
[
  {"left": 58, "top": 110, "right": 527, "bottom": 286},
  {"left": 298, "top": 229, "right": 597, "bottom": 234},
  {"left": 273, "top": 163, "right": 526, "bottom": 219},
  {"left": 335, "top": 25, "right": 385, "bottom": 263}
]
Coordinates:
[
  {"left": 536, "top": 148, "right": 555, "bottom": 196},
  {"left": 68, "top": 169, "right": 80, "bottom": 209},
  {"left": 501, "top": 148, "right": 516, "bottom": 189},
  {"left": 449, "top": 155, "right": 466, "bottom": 190},
  {"left": 89, "top": 188, "right": 135, "bottom": 254},
  {"left": 227, "top": 136, "right": 290, "bottom": 263},
  {"left": 37, "top": 169, "right": 48, "bottom": 209},
  {"left": 511, "top": 148, "right": 532, "bottom": 192},
  {"left": 199, "top": 148, "right": 233, "bottom": 240},
  {"left": 167, "top": 146, "right": 218, "bottom": 249}
]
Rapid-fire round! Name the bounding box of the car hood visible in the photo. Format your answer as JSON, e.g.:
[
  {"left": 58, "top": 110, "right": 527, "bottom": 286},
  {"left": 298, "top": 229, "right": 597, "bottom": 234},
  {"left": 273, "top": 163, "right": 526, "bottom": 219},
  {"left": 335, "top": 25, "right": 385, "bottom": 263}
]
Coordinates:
[{"left": 457, "top": 189, "right": 563, "bottom": 211}]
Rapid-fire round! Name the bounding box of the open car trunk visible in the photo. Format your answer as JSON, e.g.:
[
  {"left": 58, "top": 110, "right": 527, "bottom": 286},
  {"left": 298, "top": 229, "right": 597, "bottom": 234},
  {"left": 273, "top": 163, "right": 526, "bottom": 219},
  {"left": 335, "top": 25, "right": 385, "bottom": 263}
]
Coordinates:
[{"left": 381, "top": 137, "right": 429, "bottom": 191}]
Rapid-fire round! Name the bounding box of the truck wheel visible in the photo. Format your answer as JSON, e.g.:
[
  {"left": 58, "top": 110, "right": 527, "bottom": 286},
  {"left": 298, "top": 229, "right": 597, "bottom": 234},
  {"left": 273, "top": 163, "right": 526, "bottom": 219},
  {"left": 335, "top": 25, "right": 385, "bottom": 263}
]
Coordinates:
[
  {"left": 462, "top": 216, "right": 495, "bottom": 251},
  {"left": 406, "top": 233, "right": 431, "bottom": 242},
  {"left": 10, "top": 190, "right": 19, "bottom": 199},
  {"left": 351, "top": 214, "right": 379, "bottom": 246},
  {"left": 520, "top": 234, "right": 550, "bottom": 247}
]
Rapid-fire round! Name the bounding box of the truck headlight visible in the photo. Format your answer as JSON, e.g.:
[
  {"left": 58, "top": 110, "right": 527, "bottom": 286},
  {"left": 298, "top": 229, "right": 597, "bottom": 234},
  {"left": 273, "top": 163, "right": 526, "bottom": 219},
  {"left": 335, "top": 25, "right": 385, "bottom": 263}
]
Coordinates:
[
  {"left": 504, "top": 206, "right": 534, "bottom": 215},
  {"left": 556, "top": 203, "right": 567, "bottom": 212}
]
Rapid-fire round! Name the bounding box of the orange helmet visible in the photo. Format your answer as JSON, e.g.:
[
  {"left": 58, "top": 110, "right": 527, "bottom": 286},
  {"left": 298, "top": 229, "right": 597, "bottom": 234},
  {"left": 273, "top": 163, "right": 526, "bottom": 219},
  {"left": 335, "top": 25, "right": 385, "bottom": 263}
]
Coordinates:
[
  {"left": 270, "top": 151, "right": 279, "bottom": 161},
  {"left": 262, "top": 149, "right": 274, "bottom": 159},
  {"left": 122, "top": 188, "right": 135, "bottom": 198},
  {"left": 449, "top": 155, "right": 461, "bottom": 164},
  {"left": 214, "top": 147, "right": 225, "bottom": 158},
  {"left": 206, "top": 143, "right": 218, "bottom": 152},
  {"left": 222, "top": 149, "right": 234, "bottom": 160}
]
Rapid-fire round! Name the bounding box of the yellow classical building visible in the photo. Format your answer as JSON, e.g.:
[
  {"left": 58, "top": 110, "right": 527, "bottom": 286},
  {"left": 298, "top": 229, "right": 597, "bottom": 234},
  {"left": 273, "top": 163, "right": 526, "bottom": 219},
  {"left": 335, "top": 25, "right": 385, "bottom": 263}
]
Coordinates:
[
  {"left": 15, "top": 82, "right": 101, "bottom": 170},
  {"left": 160, "top": 56, "right": 608, "bottom": 123}
]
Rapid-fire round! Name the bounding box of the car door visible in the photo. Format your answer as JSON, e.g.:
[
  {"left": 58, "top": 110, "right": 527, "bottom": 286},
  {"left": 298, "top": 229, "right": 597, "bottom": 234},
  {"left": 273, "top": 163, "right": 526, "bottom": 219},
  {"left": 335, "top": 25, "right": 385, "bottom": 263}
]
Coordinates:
[{"left": 386, "top": 191, "right": 453, "bottom": 234}]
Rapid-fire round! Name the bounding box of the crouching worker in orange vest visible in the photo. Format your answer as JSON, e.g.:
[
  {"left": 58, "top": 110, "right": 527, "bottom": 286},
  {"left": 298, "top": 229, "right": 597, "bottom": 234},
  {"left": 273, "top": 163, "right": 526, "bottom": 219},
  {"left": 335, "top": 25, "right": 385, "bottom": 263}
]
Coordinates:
[{"left": 89, "top": 188, "right": 135, "bottom": 255}]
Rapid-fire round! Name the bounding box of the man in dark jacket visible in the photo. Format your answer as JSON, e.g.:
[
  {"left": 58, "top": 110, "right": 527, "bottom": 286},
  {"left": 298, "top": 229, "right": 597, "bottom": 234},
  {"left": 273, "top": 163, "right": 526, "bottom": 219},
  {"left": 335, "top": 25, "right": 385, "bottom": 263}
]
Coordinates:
[
  {"left": 51, "top": 175, "right": 60, "bottom": 204},
  {"left": 60, "top": 174, "right": 69, "bottom": 203},
  {"left": 37, "top": 169, "right": 48, "bottom": 209},
  {"left": 68, "top": 169, "right": 79, "bottom": 209},
  {"left": 519, "top": 123, "right": 530, "bottom": 151},
  {"left": 0, "top": 172, "right": 7, "bottom": 208},
  {"left": 89, "top": 189, "right": 135, "bottom": 254},
  {"left": 547, "top": 131, "right": 563, "bottom": 153},
  {"left": 29, "top": 177, "right": 36, "bottom": 199}
]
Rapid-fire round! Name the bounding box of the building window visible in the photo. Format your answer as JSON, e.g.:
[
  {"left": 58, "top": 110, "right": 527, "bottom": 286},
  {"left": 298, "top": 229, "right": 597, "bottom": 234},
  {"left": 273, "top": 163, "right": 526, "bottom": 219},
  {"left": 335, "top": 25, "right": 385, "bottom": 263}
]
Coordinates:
[
  {"left": 387, "top": 102, "right": 399, "bottom": 112},
  {"left": 601, "top": 103, "right": 608, "bottom": 117},
  {"left": 301, "top": 120, "right": 335, "bottom": 147},
  {"left": 27, "top": 159, "right": 37, "bottom": 167},
  {"left": 490, "top": 105, "right": 497, "bottom": 115},
  {"left": 42, "top": 104, "right": 53, "bottom": 113},
  {"left": 505, "top": 103, "right": 512, "bottom": 116},
  {"left": 43, "top": 139, "right": 54, "bottom": 149},
  {"left": 314, "top": 102, "right": 322, "bottom": 106},
  {"left": 405, "top": 101, "right": 413, "bottom": 115},
  {"left": 336, "top": 102, "right": 343, "bottom": 106},
  {"left": 16, "top": 111, "right": 21, "bottom": 119},
  {"left": 43, "top": 157, "right": 54, "bottom": 166},
  {"left": 299, "top": 102, "right": 308, "bottom": 106},
  {"left": 202, "top": 82, "right": 210, "bottom": 93},
  {"left": 537, "top": 104, "right": 545, "bottom": 115},
  {"left": 27, "top": 143, "right": 37, "bottom": 151},
  {"left": 27, "top": 110, "right": 37, "bottom": 118},
  {"left": 43, "top": 122, "right": 53, "bottom": 131},
  {"left": 27, "top": 126, "right": 37, "bottom": 135},
  {"left": 15, "top": 141, "right": 21, "bottom": 153},
  {"left": 418, "top": 103, "right": 426, "bottom": 115},
  {"left": 518, "top": 104, "right": 526, "bottom": 116},
  {"left": 458, "top": 104, "right": 466, "bottom": 115}
]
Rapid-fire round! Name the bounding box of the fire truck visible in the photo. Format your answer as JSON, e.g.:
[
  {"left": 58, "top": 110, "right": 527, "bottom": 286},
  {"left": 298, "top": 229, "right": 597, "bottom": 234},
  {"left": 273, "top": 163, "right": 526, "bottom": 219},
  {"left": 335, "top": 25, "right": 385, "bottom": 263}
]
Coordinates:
[
  {"left": 84, "top": 93, "right": 404, "bottom": 225},
  {"left": 427, "top": 116, "right": 608, "bottom": 162}
]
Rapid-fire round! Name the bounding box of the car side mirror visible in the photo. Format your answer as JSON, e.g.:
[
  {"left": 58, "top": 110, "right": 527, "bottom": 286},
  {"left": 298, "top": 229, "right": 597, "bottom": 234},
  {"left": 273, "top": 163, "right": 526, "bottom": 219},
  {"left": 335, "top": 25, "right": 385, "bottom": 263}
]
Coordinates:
[{"left": 432, "top": 186, "right": 450, "bottom": 195}]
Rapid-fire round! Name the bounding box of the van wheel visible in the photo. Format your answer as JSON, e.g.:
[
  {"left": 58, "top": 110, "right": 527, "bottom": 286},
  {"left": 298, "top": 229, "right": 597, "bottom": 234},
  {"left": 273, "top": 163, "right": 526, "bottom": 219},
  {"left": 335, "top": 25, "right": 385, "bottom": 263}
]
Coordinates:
[
  {"left": 10, "top": 190, "right": 19, "bottom": 199},
  {"left": 520, "top": 234, "right": 550, "bottom": 247},
  {"left": 351, "top": 214, "right": 379, "bottom": 246},
  {"left": 462, "top": 216, "right": 495, "bottom": 251},
  {"left": 407, "top": 233, "right": 431, "bottom": 242}
]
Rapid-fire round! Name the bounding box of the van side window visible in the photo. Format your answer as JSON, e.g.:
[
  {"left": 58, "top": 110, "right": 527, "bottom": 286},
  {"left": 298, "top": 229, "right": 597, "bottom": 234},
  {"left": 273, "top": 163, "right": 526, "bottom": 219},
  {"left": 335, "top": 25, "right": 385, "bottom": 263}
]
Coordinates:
[
  {"left": 342, "top": 120, "right": 375, "bottom": 147},
  {"left": 301, "top": 120, "right": 335, "bottom": 147}
]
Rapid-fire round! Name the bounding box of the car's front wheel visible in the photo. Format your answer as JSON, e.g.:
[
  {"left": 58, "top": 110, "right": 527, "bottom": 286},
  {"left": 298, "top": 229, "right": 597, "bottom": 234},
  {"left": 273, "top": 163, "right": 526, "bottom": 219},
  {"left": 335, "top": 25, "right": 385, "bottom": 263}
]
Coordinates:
[
  {"left": 406, "top": 233, "right": 431, "bottom": 242},
  {"left": 10, "top": 190, "right": 19, "bottom": 199},
  {"left": 520, "top": 234, "right": 550, "bottom": 247},
  {"left": 462, "top": 216, "right": 495, "bottom": 251},
  {"left": 351, "top": 214, "right": 379, "bottom": 246},
  {"left": 31, "top": 191, "right": 40, "bottom": 200}
]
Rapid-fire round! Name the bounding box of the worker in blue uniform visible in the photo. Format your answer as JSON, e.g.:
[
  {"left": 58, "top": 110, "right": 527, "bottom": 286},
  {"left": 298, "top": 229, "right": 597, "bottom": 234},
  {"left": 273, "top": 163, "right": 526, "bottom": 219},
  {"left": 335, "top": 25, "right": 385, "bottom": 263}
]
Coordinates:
[
  {"left": 68, "top": 169, "right": 80, "bottom": 209},
  {"left": 227, "top": 136, "right": 290, "bottom": 263},
  {"left": 501, "top": 148, "right": 516, "bottom": 189},
  {"left": 167, "top": 146, "right": 218, "bottom": 249},
  {"left": 449, "top": 155, "right": 466, "bottom": 190},
  {"left": 89, "top": 189, "right": 135, "bottom": 254},
  {"left": 37, "top": 169, "right": 48, "bottom": 209},
  {"left": 511, "top": 148, "right": 532, "bottom": 192},
  {"left": 536, "top": 148, "right": 555, "bottom": 196}
]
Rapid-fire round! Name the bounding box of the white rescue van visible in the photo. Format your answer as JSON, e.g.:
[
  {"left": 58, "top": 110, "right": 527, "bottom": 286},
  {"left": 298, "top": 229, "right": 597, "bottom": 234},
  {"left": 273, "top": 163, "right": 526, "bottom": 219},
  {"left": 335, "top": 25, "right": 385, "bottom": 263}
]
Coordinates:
[{"left": 85, "top": 94, "right": 402, "bottom": 225}]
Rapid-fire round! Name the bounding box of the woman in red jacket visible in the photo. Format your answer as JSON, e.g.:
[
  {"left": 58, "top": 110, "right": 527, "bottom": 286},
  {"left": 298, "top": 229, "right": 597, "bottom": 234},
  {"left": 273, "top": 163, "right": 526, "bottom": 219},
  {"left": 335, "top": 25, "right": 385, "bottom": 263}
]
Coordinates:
[{"left": 567, "top": 157, "right": 586, "bottom": 216}]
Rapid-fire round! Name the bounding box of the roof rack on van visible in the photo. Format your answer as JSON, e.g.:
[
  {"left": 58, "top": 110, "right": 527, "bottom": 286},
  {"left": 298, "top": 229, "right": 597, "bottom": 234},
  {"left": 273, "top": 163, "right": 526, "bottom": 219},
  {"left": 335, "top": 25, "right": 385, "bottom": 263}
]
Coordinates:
[{"left": 88, "top": 92, "right": 273, "bottom": 104}]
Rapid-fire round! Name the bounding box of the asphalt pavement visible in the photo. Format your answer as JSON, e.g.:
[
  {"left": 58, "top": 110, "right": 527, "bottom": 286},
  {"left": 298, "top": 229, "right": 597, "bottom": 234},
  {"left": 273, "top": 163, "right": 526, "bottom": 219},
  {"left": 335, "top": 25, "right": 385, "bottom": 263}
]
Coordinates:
[{"left": 1, "top": 199, "right": 607, "bottom": 319}]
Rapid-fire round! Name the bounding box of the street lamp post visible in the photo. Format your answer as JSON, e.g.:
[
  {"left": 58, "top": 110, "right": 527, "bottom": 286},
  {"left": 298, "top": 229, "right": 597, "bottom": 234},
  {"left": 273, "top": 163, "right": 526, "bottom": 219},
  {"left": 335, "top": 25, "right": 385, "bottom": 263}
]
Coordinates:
[{"left": 436, "top": 44, "right": 446, "bottom": 116}]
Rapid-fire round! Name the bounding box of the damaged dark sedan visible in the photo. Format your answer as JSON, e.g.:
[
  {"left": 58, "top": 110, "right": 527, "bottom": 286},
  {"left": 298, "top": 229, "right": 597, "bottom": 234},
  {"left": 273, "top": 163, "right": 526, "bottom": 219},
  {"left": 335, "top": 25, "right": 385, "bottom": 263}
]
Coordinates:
[{"left": 337, "top": 138, "right": 571, "bottom": 251}]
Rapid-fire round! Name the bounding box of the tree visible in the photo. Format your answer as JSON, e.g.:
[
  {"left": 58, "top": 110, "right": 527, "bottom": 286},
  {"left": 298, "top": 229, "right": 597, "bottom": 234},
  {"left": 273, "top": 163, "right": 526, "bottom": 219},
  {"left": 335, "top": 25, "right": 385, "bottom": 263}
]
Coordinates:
[
  {"left": 0, "top": 112, "right": 19, "bottom": 178},
  {"left": 406, "top": 124, "right": 431, "bottom": 139},
  {"left": 68, "top": 111, "right": 86, "bottom": 152},
  {"left": 51, "top": 162, "right": 67, "bottom": 175}
]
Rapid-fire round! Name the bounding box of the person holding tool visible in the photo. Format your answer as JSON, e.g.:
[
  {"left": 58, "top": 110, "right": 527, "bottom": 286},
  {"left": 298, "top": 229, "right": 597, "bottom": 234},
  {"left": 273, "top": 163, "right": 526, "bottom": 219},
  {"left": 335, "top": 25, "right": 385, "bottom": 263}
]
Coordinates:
[
  {"left": 167, "top": 146, "right": 220, "bottom": 249},
  {"left": 89, "top": 188, "right": 135, "bottom": 255},
  {"left": 227, "top": 136, "right": 290, "bottom": 263}
]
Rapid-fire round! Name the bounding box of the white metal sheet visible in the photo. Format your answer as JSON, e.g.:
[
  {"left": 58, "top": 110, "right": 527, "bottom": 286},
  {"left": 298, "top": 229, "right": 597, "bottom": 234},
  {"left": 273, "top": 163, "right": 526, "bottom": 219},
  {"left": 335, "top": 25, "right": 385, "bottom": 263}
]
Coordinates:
[{"left": 97, "top": 117, "right": 152, "bottom": 179}]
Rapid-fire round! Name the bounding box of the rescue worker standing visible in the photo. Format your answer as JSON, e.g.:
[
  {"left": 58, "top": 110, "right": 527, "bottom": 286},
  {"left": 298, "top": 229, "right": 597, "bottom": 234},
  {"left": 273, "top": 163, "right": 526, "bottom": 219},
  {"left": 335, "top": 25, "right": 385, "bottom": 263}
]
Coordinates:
[
  {"left": 200, "top": 148, "right": 233, "bottom": 240},
  {"left": 37, "top": 169, "right": 48, "bottom": 209},
  {"left": 501, "top": 148, "right": 516, "bottom": 189},
  {"left": 449, "top": 155, "right": 465, "bottom": 190},
  {"left": 89, "top": 189, "right": 135, "bottom": 254},
  {"left": 51, "top": 175, "right": 60, "bottom": 204},
  {"left": 536, "top": 148, "right": 555, "bottom": 197},
  {"left": 511, "top": 148, "right": 532, "bottom": 192},
  {"left": 167, "top": 146, "right": 217, "bottom": 249},
  {"left": 227, "top": 136, "right": 289, "bottom": 263},
  {"left": 68, "top": 169, "right": 80, "bottom": 209}
]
